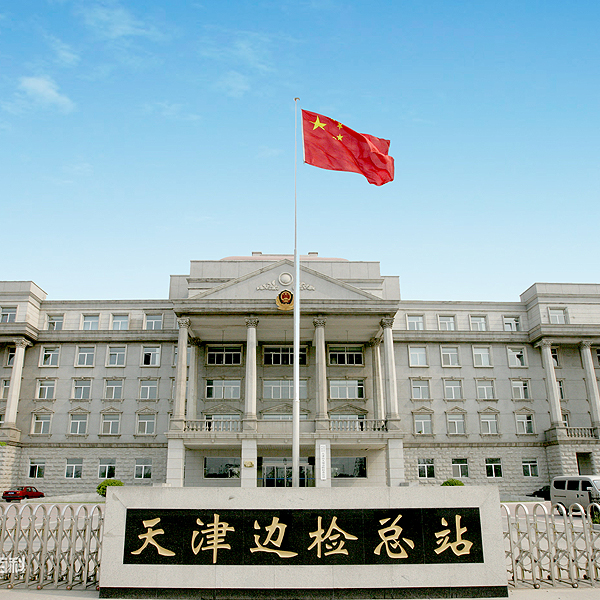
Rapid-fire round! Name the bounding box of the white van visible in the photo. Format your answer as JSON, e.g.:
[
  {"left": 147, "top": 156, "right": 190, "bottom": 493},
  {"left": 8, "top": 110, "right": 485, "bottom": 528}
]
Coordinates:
[{"left": 551, "top": 475, "right": 600, "bottom": 510}]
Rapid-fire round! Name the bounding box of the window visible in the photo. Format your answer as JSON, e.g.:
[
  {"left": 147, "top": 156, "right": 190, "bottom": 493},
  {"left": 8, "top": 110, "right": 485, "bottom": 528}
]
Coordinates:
[
  {"left": 206, "top": 380, "right": 241, "bottom": 400},
  {"left": 6, "top": 347, "right": 15, "bottom": 367},
  {"left": 47, "top": 315, "right": 63, "bottom": 331},
  {"left": 486, "top": 458, "right": 502, "bottom": 478},
  {"left": 407, "top": 315, "right": 424, "bottom": 330},
  {"left": 516, "top": 413, "right": 534, "bottom": 434},
  {"left": 447, "top": 413, "right": 465, "bottom": 435},
  {"left": 557, "top": 379, "right": 565, "bottom": 400},
  {"left": 263, "top": 379, "right": 308, "bottom": 400},
  {"left": 76, "top": 346, "right": 95, "bottom": 367},
  {"left": 476, "top": 379, "right": 495, "bottom": 400},
  {"left": 206, "top": 346, "right": 241, "bottom": 365},
  {"left": 522, "top": 459, "right": 539, "bottom": 477},
  {"left": 414, "top": 413, "right": 432, "bottom": 435},
  {"left": 98, "top": 459, "right": 116, "bottom": 479},
  {"left": 204, "top": 457, "right": 241, "bottom": 478},
  {"left": 107, "top": 346, "right": 126, "bottom": 366},
  {"left": 452, "top": 458, "right": 469, "bottom": 478},
  {"left": 473, "top": 346, "right": 491, "bottom": 367},
  {"left": 69, "top": 413, "right": 88, "bottom": 435},
  {"left": 512, "top": 380, "right": 530, "bottom": 400},
  {"left": 561, "top": 412, "right": 570, "bottom": 428},
  {"left": 551, "top": 348, "right": 559, "bottom": 368},
  {"left": 441, "top": 346, "right": 460, "bottom": 367},
  {"left": 32, "top": 413, "right": 51, "bottom": 434},
  {"left": 142, "top": 346, "right": 160, "bottom": 366},
  {"left": 329, "top": 379, "right": 364, "bottom": 399},
  {"left": 140, "top": 380, "right": 158, "bottom": 400},
  {"left": 549, "top": 308, "right": 567, "bottom": 324},
  {"left": 418, "top": 458, "right": 435, "bottom": 478},
  {"left": 444, "top": 379, "right": 462, "bottom": 400},
  {"left": 145, "top": 314, "right": 163, "bottom": 330},
  {"left": 105, "top": 379, "right": 123, "bottom": 400},
  {"left": 41, "top": 347, "right": 59, "bottom": 366},
  {"left": 29, "top": 460, "right": 45, "bottom": 478},
  {"left": 0, "top": 307, "right": 17, "bottom": 323},
  {"left": 0, "top": 413, "right": 3, "bottom": 425},
  {"left": 101, "top": 414, "right": 120, "bottom": 435},
  {"left": 1, "top": 379, "right": 9, "bottom": 399},
  {"left": 409, "top": 346, "right": 428, "bottom": 367},
  {"left": 82, "top": 315, "right": 99, "bottom": 330},
  {"left": 438, "top": 316, "right": 455, "bottom": 331},
  {"left": 134, "top": 459, "right": 152, "bottom": 479},
  {"left": 331, "top": 457, "right": 367, "bottom": 478},
  {"left": 65, "top": 459, "right": 83, "bottom": 479},
  {"left": 136, "top": 413, "right": 156, "bottom": 435},
  {"left": 411, "top": 379, "right": 430, "bottom": 400},
  {"left": 264, "top": 346, "right": 307, "bottom": 365},
  {"left": 508, "top": 347, "right": 526, "bottom": 367},
  {"left": 470, "top": 316, "right": 487, "bottom": 331},
  {"left": 480, "top": 413, "right": 499, "bottom": 435},
  {"left": 503, "top": 316, "right": 521, "bottom": 332},
  {"left": 37, "top": 380, "right": 55, "bottom": 400},
  {"left": 73, "top": 379, "right": 91, "bottom": 400},
  {"left": 111, "top": 315, "right": 129, "bottom": 330},
  {"left": 329, "top": 346, "right": 363, "bottom": 365}
]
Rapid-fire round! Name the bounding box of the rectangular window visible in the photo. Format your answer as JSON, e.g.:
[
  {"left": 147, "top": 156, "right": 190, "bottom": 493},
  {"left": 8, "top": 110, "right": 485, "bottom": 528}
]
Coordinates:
[
  {"left": 407, "top": 315, "right": 424, "bottom": 330},
  {"left": 101, "top": 414, "right": 120, "bottom": 435},
  {"left": 441, "top": 346, "right": 460, "bottom": 367},
  {"left": 98, "top": 459, "right": 116, "bottom": 479},
  {"left": 329, "top": 379, "right": 365, "bottom": 400},
  {"left": 409, "top": 346, "right": 428, "bottom": 367},
  {"left": 82, "top": 315, "right": 99, "bottom": 330},
  {"left": 476, "top": 379, "right": 495, "bottom": 400},
  {"left": 111, "top": 315, "right": 129, "bottom": 330},
  {"left": 486, "top": 458, "right": 502, "bottom": 478},
  {"left": 206, "top": 346, "right": 242, "bottom": 365},
  {"left": 508, "top": 347, "right": 526, "bottom": 367},
  {"left": 444, "top": 379, "right": 462, "bottom": 400},
  {"left": 1, "top": 379, "right": 9, "bottom": 399},
  {"left": 135, "top": 459, "right": 152, "bottom": 479},
  {"left": 263, "top": 379, "right": 308, "bottom": 400},
  {"left": 512, "top": 380, "right": 530, "bottom": 400},
  {"left": 331, "top": 457, "right": 367, "bottom": 478},
  {"left": 480, "top": 413, "right": 499, "bottom": 435},
  {"left": 76, "top": 346, "right": 95, "bottom": 367},
  {"left": 561, "top": 412, "right": 570, "bottom": 428},
  {"left": 37, "top": 380, "right": 55, "bottom": 400},
  {"left": 145, "top": 315, "right": 163, "bottom": 330},
  {"left": 470, "top": 316, "right": 487, "bottom": 331},
  {"left": 65, "top": 459, "right": 83, "bottom": 478},
  {"left": 411, "top": 379, "right": 430, "bottom": 400},
  {"left": 0, "top": 413, "right": 4, "bottom": 425},
  {"left": 329, "top": 346, "right": 363, "bottom": 365},
  {"left": 503, "top": 316, "right": 521, "bottom": 331},
  {"left": 418, "top": 458, "right": 435, "bottom": 478},
  {"left": 438, "top": 316, "right": 456, "bottom": 331},
  {"left": 522, "top": 459, "right": 539, "bottom": 477},
  {"left": 69, "top": 413, "right": 88, "bottom": 435},
  {"left": 108, "top": 346, "right": 126, "bottom": 366},
  {"left": 32, "top": 414, "right": 51, "bottom": 434},
  {"left": 73, "top": 379, "right": 91, "bottom": 400},
  {"left": 263, "top": 346, "right": 307, "bottom": 365},
  {"left": 140, "top": 380, "right": 158, "bottom": 400},
  {"left": 47, "top": 315, "right": 63, "bottom": 330},
  {"left": 206, "top": 379, "right": 241, "bottom": 400},
  {"left": 0, "top": 307, "right": 17, "bottom": 323},
  {"left": 105, "top": 380, "right": 123, "bottom": 400},
  {"left": 204, "top": 457, "right": 241, "bottom": 478},
  {"left": 452, "top": 458, "right": 469, "bottom": 478},
  {"left": 414, "top": 413, "right": 432, "bottom": 435},
  {"left": 447, "top": 413, "right": 465, "bottom": 435},
  {"left": 142, "top": 346, "right": 160, "bottom": 366},
  {"left": 549, "top": 308, "right": 567, "bottom": 324},
  {"left": 473, "top": 346, "right": 491, "bottom": 367},
  {"left": 551, "top": 348, "right": 559, "bottom": 368},
  {"left": 41, "top": 347, "right": 59, "bottom": 366},
  {"left": 29, "top": 460, "right": 45, "bottom": 478},
  {"left": 557, "top": 380, "right": 565, "bottom": 400},
  {"left": 516, "top": 413, "right": 534, "bottom": 434},
  {"left": 136, "top": 414, "right": 156, "bottom": 435},
  {"left": 7, "top": 347, "right": 15, "bottom": 367}
]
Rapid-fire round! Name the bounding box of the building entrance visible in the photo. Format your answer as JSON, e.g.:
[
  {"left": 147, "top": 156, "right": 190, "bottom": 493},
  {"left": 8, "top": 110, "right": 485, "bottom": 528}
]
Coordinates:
[{"left": 259, "top": 457, "right": 314, "bottom": 487}]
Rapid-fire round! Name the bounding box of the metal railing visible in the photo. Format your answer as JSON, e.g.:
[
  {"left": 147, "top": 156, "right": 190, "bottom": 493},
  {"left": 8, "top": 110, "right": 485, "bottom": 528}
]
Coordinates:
[
  {"left": 502, "top": 502, "right": 600, "bottom": 588},
  {"left": 0, "top": 503, "right": 103, "bottom": 590}
]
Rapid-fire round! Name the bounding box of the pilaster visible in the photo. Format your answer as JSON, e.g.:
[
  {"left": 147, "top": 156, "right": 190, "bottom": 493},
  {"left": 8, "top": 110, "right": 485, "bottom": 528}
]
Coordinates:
[
  {"left": 244, "top": 317, "right": 258, "bottom": 430},
  {"left": 313, "top": 317, "right": 328, "bottom": 430}
]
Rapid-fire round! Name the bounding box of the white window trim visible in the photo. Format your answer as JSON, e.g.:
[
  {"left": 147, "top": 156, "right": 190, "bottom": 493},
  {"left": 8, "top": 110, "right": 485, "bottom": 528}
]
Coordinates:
[
  {"left": 81, "top": 314, "right": 100, "bottom": 331},
  {"left": 141, "top": 345, "right": 161, "bottom": 367},
  {"left": 469, "top": 315, "right": 487, "bottom": 331},
  {"left": 39, "top": 346, "right": 60, "bottom": 368},
  {"left": 515, "top": 411, "right": 536, "bottom": 435},
  {"left": 144, "top": 314, "right": 164, "bottom": 330},
  {"left": 75, "top": 345, "right": 96, "bottom": 368},
  {"left": 106, "top": 345, "right": 127, "bottom": 368},
  {"left": 446, "top": 411, "right": 467, "bottom": 435},
  {"left": 406, "top": 315, "right": 425, "bottom": 330},
  {"left": 472, "top": 346, "right": 492, "bottom": 367},
  {"left": 410, "top": 378, "right": 431, "bottom": 400},
  {"left": 438, "top": 315, "right": 456, "bottom": 331},
  {"left": 408, "top": 346, "right": 429, "bottom": 367},
  {"left": 31, "top": 412, "right": 52, "bottom": 435},
  {"left": 440, "top": 346, "right": 460, "bottom": 367},
  {"left": 548, "top": 307, "right": 568, "bottom": 324},
  {"left": 72, "top": 378, "right": 92, "bottom": 401},
  {"left": 507, "top": 346, "right": 527, "bottom": 368},
  {"left": 110, "top": 314, "right": 130, "bottom": 330}
]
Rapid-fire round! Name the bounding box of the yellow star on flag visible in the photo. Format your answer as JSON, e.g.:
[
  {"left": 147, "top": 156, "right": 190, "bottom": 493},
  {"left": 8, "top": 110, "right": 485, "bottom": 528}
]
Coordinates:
[
  {"left": 336, "top": 134, "right": 343, "bottom": 141},
  {"left": 337, "top": 122, "right": 343, "bottom": 129},
  {"left": 311, "top": 116, "right": 326, "bottom": 131}
]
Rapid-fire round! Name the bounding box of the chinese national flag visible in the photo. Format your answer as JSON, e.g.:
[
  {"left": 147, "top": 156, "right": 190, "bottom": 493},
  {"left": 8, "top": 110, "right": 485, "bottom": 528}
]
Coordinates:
[{"left": 302, "top": 110, "right": 394, "bottom": 186}]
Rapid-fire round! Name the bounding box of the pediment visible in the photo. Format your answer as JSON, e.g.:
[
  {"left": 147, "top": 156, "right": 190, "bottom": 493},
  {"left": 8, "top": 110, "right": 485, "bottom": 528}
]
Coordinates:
[
  {"left": 328, "top": 403, "right": 368, "bottom": 416},
  {"left": 260, "top": 403, "right": 310, "bottom": 416},
  {"left": 201, "top": 403, "right": 243, "bottom": 415}
]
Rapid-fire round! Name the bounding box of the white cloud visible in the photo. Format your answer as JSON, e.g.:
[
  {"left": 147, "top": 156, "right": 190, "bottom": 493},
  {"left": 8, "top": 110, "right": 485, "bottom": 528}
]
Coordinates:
[
  {"left": 199, "top": 30, "right": 274, "bottom": 73},
  {"left": 215, "top": 71, "right": 251, "bottom": 98},
  {"left": 17, "top": 76, "right": 75, "bottom": 113},
  {"left": 142, "top": 101, "right": 201, "bottom": 122},
  {"left": 47, "top": 36, "right": 81, "bottom": 67}
]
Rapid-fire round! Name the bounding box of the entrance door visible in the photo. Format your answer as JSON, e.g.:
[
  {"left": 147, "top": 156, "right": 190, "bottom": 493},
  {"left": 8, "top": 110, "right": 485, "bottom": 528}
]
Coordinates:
[
  {"left": 260, "top": 458, "right": 314, "bottom": 487},
  {"left": 577, "top": 452, "right": 593, "bottom": 475}
]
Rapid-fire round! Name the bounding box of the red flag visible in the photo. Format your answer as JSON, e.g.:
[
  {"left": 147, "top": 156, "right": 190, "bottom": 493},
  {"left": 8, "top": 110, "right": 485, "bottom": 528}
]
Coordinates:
[{"left": 302, "top": 110, "right": 394, "bottom": 186}]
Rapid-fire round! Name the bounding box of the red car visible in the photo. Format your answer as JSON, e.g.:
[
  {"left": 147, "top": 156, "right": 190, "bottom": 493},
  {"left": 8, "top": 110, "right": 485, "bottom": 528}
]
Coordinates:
[{"left": 2, "top": 486, "right": 45, "bottom": 502}]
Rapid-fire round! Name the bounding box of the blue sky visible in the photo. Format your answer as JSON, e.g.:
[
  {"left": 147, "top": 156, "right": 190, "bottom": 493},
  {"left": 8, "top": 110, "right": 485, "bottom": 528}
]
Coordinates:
[{"left": 1, "top": 1, "right": 599, "bottom": 302}]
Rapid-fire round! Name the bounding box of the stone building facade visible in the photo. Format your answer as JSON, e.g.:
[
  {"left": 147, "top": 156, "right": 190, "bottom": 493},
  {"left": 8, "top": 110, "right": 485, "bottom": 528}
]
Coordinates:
[{"left": 1, "top": 254, "right": 599, "bottom": 499}]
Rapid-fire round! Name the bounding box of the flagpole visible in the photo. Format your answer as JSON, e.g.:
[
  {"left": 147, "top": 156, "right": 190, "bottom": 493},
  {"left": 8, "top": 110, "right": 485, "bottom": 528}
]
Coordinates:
[{"left": 292, "top": 98, "right": 300, "bottom": 488}]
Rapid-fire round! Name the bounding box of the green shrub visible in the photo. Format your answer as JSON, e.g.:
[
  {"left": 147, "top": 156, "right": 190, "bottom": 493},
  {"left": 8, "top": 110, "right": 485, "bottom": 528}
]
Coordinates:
[
  {"left": 97, "top": 479, "right": 124, "bottom": 497},
  {"left": 441, "top": 478, "right": 465, "bottom": 486}
]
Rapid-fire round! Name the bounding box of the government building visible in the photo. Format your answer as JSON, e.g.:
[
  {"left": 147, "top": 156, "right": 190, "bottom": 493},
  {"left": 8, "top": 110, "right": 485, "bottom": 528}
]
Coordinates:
[{"left": 1, "top": 253, "right": 599, "bottom": 499}]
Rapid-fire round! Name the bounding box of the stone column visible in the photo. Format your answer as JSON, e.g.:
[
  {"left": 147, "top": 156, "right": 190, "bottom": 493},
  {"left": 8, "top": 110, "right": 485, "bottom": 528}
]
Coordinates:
[
  {"left": 241, "top": 439, "right": 257, "bottom": 488},
  {"left": 580, "top": 341, "right": 600, "bottom": 430},
  {"left": 381, "top": 318, "right": 399, "bottom": 422},
  {"left": 315, "top": 439, "right": 331, "bottom": 487},
  {"left": 313, "top": 318, "right": 328, "bottom": 429},
  {"left": 166, "top": 438, "right": 185, "bottom": 487},
  {"left": 370, "top": 338, "right": 385, "bottom": 422},
  {"left": 538, "top": 340, "right": 563, "bottom": 428},
  {"left": 173, "top": 318, "right": 190, "bottom": 430},
  {"left": 186, "top": 340, "right": 199, "bottom": 421},
  {"left": 244, "top": 318, "right": 258, "bottom": 429},
  {"left": 4, "top": 338, "right": 31, "bottom": 434}
]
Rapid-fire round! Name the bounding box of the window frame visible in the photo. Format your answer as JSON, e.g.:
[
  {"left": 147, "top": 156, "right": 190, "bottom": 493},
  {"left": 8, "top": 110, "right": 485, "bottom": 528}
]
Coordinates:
[
  {"left": 65, "top": 459, "right": 83, "bottom": 479},
  {"left": 503, "top": 316, "right": 521, "bottom": 332},
  {"left": 69, "top": 413, "right": 88, "bottom": 436},
  {"left": 81, "top": 315, "right": 99, "bottom": 331},
  {"left": 76, "top": 346, "right": 95, "bottom": 367},
  {"left": 438, "top": 315, "right": 456, "bottom": 331},
  {"left": 443, "top": 379, "right": 463, "bottom": 400},
  {"left": 418, "top": 458, "right": 435, "bottom": 479},
  {"left": 522, "top": 459, "right": 539, "bottom": 477},
  {"left": 100, "top": 413, "right": 121, "bottom": 436},
  {"left": 406, "top": 315, "right": 424, "bottom": 330},
  {"left": 328, "top": 345, "right": 364, "bottom": 366},
  {"left": 512, "top": 379, "right": 530, "bottom": 400},
  {"left": 409, "top": 346, "right": 428, "bottom": 367},
  {"left": 134, "top": 459, "right": 152, "bottom": 479},
  {"left": 469, "top": 316, "right": 487, "bottom": 331},
  {"left": 206, "top": 346, "right": 242, "bottom": 366},
  {"left": 98, "top": 459, "right": 116, "bottom": 479},
  {"left": 486, "top": 458, "right": 502, "bottom": 478},
  {"left": 104, "top": 379, "right": 124, "bottom": 400},
  {"left": 507, "top": 346, "right": 527, "bottom": 368},
  {"left": 37, "top": 379, "right": 56, "bottom": 400},
  {"left": 203, "top": 457, "right": 241, "bottom": 479},
  {"left": 31, "top": 413, "right": 51, "bottom": 435},
  {"left": 136, "top": 413, "right": 157, "bottom": 435},
  {"left": 73, "top": 379, "right": 91, "bottom": 400},
  {"left": 139, "top": 379, "right": 159, "bottom": 401},
  {"left": 0, "top": 307, "right": 17, "bottom": 323},
  {"left": 472, "top": 346, "right": 492, "bottom": 367},
  {"left": 330, "top": 457, "right": 367, "bottom": 478},
  {"left": 413, "top": 412, "right": 433, "bottom": 435},
  {"left": 206, "top": 379, "right": 242, "bottom": 400},
  {"left": 29, "top": 459, "right": 45, "bottom": 478},
  {"left": 480, "top": 412, "right": 499, "bottom": 435},
  {"left": 548, "top": 308, "right": 567, "bottom": 324},
  {"left": 411, "top": 379, "right": 430, "bottom": 400},
  {"left": 40, "top": 346, "right": 60, "bottom": 367},
  {"left": 262, "top": 379, "right": 308, "bottom": 400},
  {"left": 476, "top": 379, "right": 495, "bottom": 400},
  {"left": 111, "top": 314, "right": 129, "bottom": 330},
  {"left": 516, "top": 412, "right": 535, "bottom": 435},
  {"left": 144, "top": 314, "right": 163, "bottom": 330},
  {"left": 263, "top": 346, "right": 307, "bottom": 366},
  {"left": 141, "top": 346, "right": 161, "bottom": 367},
  {"left": 46, "top": 315, "right": 64, "bottom": 331},
  {"left": 441, "top": 346, "right": 460, "bottom": 367},
  {"left": 447, "top": 412, "right": 466, "bottom": 435},
  {"left": 107, "top": 346, "right": 127, "bottom": 367},
  {"left": 328, "top": 379, "right": 365, "bottom": 400},
  {"left": 452, "top": 458, "right": 469, "bottom": 479}
]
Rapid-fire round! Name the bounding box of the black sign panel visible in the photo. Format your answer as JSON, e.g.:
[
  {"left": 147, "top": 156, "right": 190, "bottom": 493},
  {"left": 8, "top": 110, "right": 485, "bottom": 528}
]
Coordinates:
[{"left": 123, "top": 507, "right": 483, "bottom": 566}]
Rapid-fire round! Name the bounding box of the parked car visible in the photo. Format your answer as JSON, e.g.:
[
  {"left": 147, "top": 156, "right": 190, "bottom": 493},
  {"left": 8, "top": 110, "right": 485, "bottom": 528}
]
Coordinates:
[
  {"left": 526, "top": 485, "right": 551, "bottom": 501},
  {"left": 2, "top": 486, "right": 45, "bottom": 502}
]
